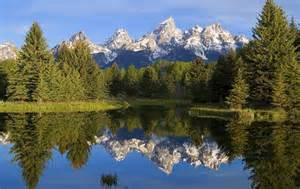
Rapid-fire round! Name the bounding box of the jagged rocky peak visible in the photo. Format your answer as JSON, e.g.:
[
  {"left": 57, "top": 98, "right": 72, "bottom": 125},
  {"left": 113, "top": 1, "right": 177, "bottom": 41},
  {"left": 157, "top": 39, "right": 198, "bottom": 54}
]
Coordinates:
[
  {"left": 204, "top": 23, "right": 224, "bottom": 33},
  {"left": 106, "top": 28, "right": 134, "bottom": 49},
  {"left": 183, "top": 25, "right": 206, "bottom": 59},
  {"left": 0, "top": 42, "right": 17, "bottom": 61},
  {"left": 185, "top": 25, "right": 203, "bottom": 37},
  {"left": 69, "top": 30, "right": 90, "bottom": 42},
  {"left": 153, "top": 17, "right": 183, "bottom": 44},
  {"left": 201, "top": 23, "right": 236, "bottom": 48}
]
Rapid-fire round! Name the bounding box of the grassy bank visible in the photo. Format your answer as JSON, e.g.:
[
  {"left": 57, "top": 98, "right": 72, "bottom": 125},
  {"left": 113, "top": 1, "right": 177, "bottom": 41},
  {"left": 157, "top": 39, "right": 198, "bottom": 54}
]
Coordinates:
[
  {"left": 0, "top": 101, "right": 128, "bottom": 113},
  {"left": 127, "top": 98, "right": 191, "bottom": 107},
  {"left": 189, "top": 106, "right": 287, "bottom": 122}
]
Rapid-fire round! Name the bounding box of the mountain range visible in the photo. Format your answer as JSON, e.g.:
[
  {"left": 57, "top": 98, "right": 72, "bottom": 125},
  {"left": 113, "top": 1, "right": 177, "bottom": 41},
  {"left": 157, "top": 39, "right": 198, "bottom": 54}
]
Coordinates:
[{"left": 0, "top": 17, "right": 249, "bottom": 68}]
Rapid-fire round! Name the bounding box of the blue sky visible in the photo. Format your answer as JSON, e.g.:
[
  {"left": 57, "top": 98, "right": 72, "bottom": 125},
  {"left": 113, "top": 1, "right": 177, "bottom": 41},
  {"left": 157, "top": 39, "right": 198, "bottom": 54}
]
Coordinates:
[{"left": 0, "top": 0, "right": 299, "bottom": 47}]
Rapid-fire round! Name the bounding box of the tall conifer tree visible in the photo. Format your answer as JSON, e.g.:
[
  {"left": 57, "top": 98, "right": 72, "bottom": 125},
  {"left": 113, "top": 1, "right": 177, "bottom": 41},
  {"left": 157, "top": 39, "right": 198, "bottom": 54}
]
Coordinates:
[
  {"left": 210, "top": 50, "right": 240, "bottom": 102},
  {"left": 8, "top": 22, "right": 53, "bottom": 101},
  {"left": 140, "top": 67, "right": 159, "bottom": 98},
  {"left": 245, "top": 0, "right": 298, "bottom": 105},
  {"left": 272, "top": 67, "right": 288, "bottom": 108},
  {"left": 107, "top": 63, "right": 123, "bottom": 97},
  {"left": 124, "top": 65, "right": 139, "bottom": 97},
  {"left": 226, "top": 68, "right": 249, "bottom": 109},
  {"left": 183, "top": 58, "right": 210, "bottom": 102}
]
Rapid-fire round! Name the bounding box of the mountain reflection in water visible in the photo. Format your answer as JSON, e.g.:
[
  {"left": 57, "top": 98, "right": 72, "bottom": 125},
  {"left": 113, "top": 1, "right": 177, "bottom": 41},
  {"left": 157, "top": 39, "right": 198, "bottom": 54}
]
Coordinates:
[{"left": 0, "top": 106, "right": 299, "bottom": 189}]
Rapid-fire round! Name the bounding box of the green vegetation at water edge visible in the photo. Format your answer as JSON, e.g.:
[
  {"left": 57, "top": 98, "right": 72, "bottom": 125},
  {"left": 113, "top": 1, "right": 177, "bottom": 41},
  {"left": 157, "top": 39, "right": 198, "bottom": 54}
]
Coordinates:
[
  {"left": 189, "top": 106, "right": 287, "bottom": 122},
  {"left": 0, "top": 101, "right": 128, "bottom": 113}
]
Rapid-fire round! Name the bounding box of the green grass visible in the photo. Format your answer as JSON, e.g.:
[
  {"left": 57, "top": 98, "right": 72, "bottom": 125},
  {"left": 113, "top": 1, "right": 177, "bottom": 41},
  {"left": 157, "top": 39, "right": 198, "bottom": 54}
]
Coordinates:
[
  {"left": 0, "top": 100, "right": 129, "bottom": 113},
  {"left": 127, "top": 98, "right": 191, "bottom": 107},
  {"left": 189, "top": 105, "right": 287, "bottom": 122}
]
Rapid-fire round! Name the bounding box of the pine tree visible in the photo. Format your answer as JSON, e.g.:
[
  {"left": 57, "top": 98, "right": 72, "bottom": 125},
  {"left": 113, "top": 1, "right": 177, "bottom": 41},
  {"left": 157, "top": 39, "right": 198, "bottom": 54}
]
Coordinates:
[
  {"left": 59, "top": 64, "right": 85, "bottom": 101},
  {"left": 7, "top": 22, "right": 53, "bottom": 102},
  {"left": 290, "top": 18, "right": 300, "bottom": 54},
  {"left": 210, "top": 50, "right": 240, "bottom": 102},
  {"left": 72, "top": 41, "right": 106, "bottom": 99},
  {"left": 37, "top": 62, "right": 64, "bottom": 102},
  {"left": 245, "top": 0, "right": 298, "bottom": 105},
  {"left": 56, "top": 43, "right": 74, "bottom": 67},
  {"left": 161, "top": 74, "right": 176, "bottom": 98},
  {"left": 0, "top": 60, "right": 15, "bottom": 100},
  {"left": 272, "top": 67, "right": 288, "bottom": 108},
  {"left": 285, "top": 18, "right": 300, "bottom": 109},
  {"left": 88, "top": 67, "right": 108, "bottom": 100},
  {"left": 57, "top": 40, "right": 107, "bottom": 100},
  {"left": 284, "top": 59, "right": 300, "bottom": 109},
  {"left": 123, "top": 65, "right": 139, "bottom": 97},
  {"left": 0, "top": 64, "right": 6, "bottom": 100},
  {"left": 7, "top": 60, "right": 29, "bottom": 101},
  {"left": 140, "top": 67, "right": 159, "bottom": 97},
  {"left": 183, "top": 58, "right": 210, "bottom": 102},
  {"left": 107, "top": 63, "right": 124, "bottom": 97},
  {"left": 226, "top": 68, "right": 249, "bottom": 109}
]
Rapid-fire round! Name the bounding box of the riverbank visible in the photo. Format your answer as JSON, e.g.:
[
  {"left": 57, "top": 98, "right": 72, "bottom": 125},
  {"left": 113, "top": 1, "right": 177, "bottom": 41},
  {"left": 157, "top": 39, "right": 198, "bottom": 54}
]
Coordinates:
[
  {"left": 0, "top": 101, "right": 128, "bottom": 113},
  {"left": 189, "top": 106, "right": 287, "bottom": 122}
]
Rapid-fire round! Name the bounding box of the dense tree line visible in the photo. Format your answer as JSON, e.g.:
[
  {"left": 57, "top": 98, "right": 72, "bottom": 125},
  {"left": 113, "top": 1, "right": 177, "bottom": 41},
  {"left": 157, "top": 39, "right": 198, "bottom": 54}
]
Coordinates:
[
  {"left": 105, "top": 60, "right": 194, "bottom": 99},
  {"left": 0, "top": 0, "right": 299, "bottom": 110}
]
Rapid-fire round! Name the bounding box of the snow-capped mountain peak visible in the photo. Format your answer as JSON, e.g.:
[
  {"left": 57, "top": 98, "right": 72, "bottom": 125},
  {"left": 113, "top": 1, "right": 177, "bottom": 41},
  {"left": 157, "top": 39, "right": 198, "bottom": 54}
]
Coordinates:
[
  {"left": 69, "top": 31, "right": 90, "bottom": 42},
  {"left": 106, "top": 28, "right": 134, "bottom": 50},
  {"left": 204, "top": 23, "right": 223, "bottom": 33},
  {"left": 1, "top": 17, "right": 249, "bottom": 67},
  {"left": 49, "top": 18, "right": 248, "bottom": 67},
  {"left": 153, "top": 17, "right": 183, "bottom": 45},
  {"left": 201, "top": 23, "right": 237, "bottom": 52},
  {"left": 161, "top": 16, "right": 175, "bottom": 25},
  {"left": 184, "top": 25, "right": 203, "bottom": 38},
  {"left": 0, "top": 42, "right": 17, "bottom": 61},
  {"left": 191, "top": 25, "right": 203, "bottom": 34}
]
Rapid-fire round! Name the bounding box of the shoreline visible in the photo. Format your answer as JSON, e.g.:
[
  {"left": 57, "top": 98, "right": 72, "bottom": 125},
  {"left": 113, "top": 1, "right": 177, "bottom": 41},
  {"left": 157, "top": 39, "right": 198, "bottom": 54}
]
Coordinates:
[
  {"left": 0, "top": 99, "right": 293, "bottom": 123},
  {"left": 0, "top": 101, "right": 128, "bottom": 113},
  {"left": 188, "top": 106, "right": 288, "bottom": 122}
]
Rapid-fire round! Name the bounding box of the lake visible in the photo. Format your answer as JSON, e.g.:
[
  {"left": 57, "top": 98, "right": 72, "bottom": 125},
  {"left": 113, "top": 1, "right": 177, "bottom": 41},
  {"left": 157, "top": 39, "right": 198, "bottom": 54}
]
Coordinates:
[{"left": 0, "top": 106, "right": 299, "bottom": 189}]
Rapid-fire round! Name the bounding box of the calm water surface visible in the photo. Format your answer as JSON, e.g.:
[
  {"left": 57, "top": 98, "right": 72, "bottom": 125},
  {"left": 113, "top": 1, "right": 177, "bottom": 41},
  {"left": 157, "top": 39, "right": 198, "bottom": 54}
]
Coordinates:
[{"left": 0, "top": 106, "right": 299, "bottom": 189}]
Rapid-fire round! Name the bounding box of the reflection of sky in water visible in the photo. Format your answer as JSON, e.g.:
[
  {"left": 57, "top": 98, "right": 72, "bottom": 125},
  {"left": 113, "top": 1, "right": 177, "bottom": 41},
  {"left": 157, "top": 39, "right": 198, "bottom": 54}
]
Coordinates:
[
  {"left": 0, "top": 145, "right": 250, "bottom": 189},
  {"left": 1, "top": 109, "right": 296, "bottom": 189}
]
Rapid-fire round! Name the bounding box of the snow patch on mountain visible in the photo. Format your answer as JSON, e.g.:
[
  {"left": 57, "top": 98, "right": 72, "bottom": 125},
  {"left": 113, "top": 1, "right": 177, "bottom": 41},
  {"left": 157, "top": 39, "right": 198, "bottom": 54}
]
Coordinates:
[
  {"left": 105, "top": 29, "right": 134, "bottom": 50},
  {"left": 0, "top": 42, "right": 17, "bottom": 61},
  {"left": 184, "top": 25, "right": 206, "bottom": 59}
]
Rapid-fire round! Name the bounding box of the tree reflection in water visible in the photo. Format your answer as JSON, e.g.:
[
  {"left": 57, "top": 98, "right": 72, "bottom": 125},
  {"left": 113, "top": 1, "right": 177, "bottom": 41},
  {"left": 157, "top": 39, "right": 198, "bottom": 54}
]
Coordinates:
[
  {"left": 0, "top": 106, "right": 299, "bottom": 189},
  {"left": 100, "top": 174, "right": 118, "bottom": 189}
]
